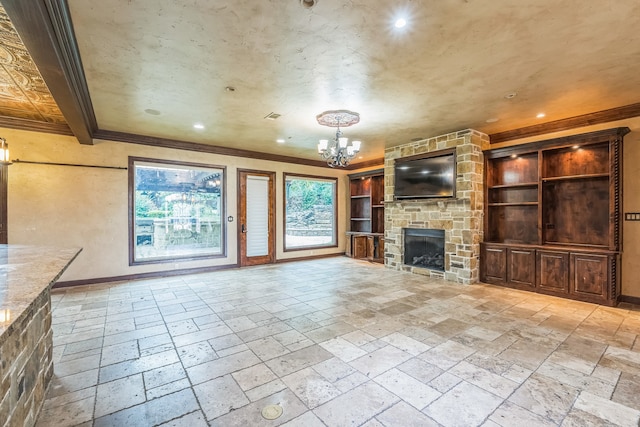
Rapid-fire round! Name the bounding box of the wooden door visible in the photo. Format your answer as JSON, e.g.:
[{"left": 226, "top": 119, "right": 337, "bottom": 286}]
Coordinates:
[{"left": 238, "top": 170, "right": 276, "bottom": 266}]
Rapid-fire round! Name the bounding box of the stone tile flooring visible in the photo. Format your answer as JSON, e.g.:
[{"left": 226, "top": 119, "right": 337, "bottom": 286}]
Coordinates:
[{"left": 35, "top": 257, "right": 640, "bottom": 426}]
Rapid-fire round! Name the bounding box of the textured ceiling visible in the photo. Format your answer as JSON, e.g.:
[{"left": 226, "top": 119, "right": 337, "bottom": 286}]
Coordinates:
[
  {"left": 3, "top": 1, "right": 640, "bottom": 164},
  {"left": 0, "top": 5, "right": 65, "bottom": 125}
]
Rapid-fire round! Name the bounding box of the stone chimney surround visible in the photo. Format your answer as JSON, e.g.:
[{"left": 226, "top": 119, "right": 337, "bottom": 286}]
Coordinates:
[{"left": 384, "top": 129, "right": 487, "bottom": 284}]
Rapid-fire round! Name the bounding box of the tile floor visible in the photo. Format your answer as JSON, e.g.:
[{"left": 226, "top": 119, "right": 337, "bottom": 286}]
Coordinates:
[{"left": 35, "top": 257, "right": 640, "bottom": 427}]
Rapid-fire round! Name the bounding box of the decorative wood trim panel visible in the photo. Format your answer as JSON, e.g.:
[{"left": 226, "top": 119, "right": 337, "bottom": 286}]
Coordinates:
[
  {"left": 2, "top": 0, "right": 97, "bottom": 144},
  {"left": 0, "top": 115, "right": 73, "bottom": 136},
  {"left": 490, "top": 103, "right": 640, "bottom": 144}
]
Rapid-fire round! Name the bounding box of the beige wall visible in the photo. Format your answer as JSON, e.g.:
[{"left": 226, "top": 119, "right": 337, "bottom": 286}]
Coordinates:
[
  {"left": 485, "top": 118, "right": 640, "bottom": 298},
  {"left": 5, "top": 119, "right": 640, "bottom": 298},
  {"left": 4, "top": 128, "right": 349, "bottom": 282}
]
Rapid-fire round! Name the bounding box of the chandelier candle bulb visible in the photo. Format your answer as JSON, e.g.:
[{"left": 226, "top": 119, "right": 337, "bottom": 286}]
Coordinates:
[{"left": 318, "top": 139, "right": 328, "bottom": 153}]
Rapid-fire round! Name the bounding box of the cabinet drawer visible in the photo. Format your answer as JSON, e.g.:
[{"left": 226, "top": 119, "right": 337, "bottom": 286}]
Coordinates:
[{"left": 537, "top": 250, "right": 569, "bottom": 295}]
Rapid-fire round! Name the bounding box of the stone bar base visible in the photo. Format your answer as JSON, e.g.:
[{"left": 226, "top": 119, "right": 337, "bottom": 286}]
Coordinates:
[
  {"left": 0, "top": 292, "right": 53, "bottom": 427},
  {"left": 0, "top": 245, "right": 80, "bottom": 427}
]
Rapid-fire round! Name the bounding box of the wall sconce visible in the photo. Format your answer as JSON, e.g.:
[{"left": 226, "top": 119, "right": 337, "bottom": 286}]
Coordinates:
[{"left": 0, "top": 138, "right": 11, "bottom": 165}]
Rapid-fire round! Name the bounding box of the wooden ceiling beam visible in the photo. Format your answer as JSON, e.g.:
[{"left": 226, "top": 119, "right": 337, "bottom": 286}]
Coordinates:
[{"left": 2, "top": 0, "right": 97, "bottom": 144}]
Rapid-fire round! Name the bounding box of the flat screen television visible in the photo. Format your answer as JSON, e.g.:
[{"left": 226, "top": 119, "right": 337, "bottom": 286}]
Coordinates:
[{"left": 394, "top": 149, "right": 456, "bottom": 199}]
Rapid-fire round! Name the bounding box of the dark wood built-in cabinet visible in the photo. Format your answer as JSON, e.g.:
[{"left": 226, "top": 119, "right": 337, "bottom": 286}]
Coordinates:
[
  {"left": 346, "top": 169, "right": 384, "bottom": 263},
  {"left": 480, "top": 127, "right": 628, "bottom": 306}
]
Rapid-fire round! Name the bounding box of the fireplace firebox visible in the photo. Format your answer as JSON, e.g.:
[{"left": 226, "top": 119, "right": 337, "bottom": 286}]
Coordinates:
[{"left": 403, "top": 228, "right": 445, "bottom": 271}]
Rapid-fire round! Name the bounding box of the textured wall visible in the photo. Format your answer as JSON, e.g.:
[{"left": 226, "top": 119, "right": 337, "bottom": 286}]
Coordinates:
[
  {"left": 3, "top": 128, "right": 349, "bottom": 283},
  {"left": 383, "top": 129, "right": 487, "bottom": 284}
]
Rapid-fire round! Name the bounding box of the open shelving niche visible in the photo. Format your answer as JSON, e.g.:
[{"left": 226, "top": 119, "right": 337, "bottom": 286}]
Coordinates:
[
  {"left": 347, "top": 168, "right": 384, "bottom": 262},
  {"left": 481, "top": 127, "right": 628, "bottom": 306}
]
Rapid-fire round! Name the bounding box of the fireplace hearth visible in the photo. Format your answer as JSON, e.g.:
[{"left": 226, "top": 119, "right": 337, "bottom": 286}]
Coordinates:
[{"left": 403, "top": 228, "right": 445, "bottom": 271}]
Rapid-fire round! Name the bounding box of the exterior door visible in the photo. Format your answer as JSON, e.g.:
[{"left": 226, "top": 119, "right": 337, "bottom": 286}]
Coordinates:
[{"left": 238, "top": 170, "right": 276, "bottom": 266}]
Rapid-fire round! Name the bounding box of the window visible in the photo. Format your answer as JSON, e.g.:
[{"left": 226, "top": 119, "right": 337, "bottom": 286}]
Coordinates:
[
  {"left": 129, "top": 157, "right": 225, "bottom": 264},
  {"left": 284, "top": 174, "right": 337, "bottom": 250}
]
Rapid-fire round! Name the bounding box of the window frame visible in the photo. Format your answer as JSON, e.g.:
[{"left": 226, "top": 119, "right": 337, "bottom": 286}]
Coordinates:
[
  {"left": 283, "top": 173, "right": 338, "bottom": 252},
  {"left": 128, "top": 156, "right": 227, "bottom": 265}
]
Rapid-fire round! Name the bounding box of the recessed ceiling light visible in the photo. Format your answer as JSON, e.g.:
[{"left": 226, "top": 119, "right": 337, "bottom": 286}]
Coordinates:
[
  {"left": 225, "top": 86, "right": 236, "bottom": 92},
  {"left": 536, "top": 112, "right": 546, "bottom": 118},
  {"left": 486, "top": 118, "right": 499, "bottom": 123},
  {"left": 504, "top": 92, "right": 517, "bottom": 99},
  {"left": 394, "top": 18, "right": 407, "bottom": 28},
  {"left": 193, "top": 123, "right": 205, "bottom": 130},
  {"left": 144, "top": 109, "right": 161, "bottom": 116},
  {"left": 276, "top": 139, "right": 285, "bottom": 144}
]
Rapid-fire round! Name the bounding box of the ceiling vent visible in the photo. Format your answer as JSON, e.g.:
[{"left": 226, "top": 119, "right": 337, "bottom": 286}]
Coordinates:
[
  {"left": 300, "top": 0, "right": 318, "bottom": 8},
  {"left": 264, "top": 112, "right": 281, "bottom": 120}
]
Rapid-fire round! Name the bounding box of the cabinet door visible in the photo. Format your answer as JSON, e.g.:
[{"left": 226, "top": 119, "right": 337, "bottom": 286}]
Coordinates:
[
  {"left": 507, "top": 248, "right": 536, "bottom": 289},
  {"left": 345, "top": 234, "right": 353, "bottom": 257},
  {"left": 537, "top": 250, "right": 569, "bottom": 295},
  {"left": 481, "top": 245, "right": 506, "bottom": 284},
  {"left": 353, "top": 236, "right": 368, "bottom": 258},
  {"left": 366, "top": 236, "right": 375, "bottom": 261},
  {"left": 376, "top": 237, "right": 385, "bottom": 263},
  {"left": 570, "top": 253, "right": 609, "bottom": 300}
]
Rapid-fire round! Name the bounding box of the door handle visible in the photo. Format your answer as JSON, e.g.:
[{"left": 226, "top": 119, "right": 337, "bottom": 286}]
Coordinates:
[{"left": 241, "top": 224, "right": 247, "bottom": 233}]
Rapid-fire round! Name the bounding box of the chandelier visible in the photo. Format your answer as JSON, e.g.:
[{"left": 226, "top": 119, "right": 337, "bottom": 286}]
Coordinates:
[{"left": 316, "top": 110, "right": 362, "bottom": 167}]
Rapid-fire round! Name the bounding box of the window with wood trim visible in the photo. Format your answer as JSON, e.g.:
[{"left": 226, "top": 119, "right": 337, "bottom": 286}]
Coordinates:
[
  {"left": 129, "top": 157, "right": 225, "bottom": 264},
  {"left": 284, "top": 174, "right": 337, "bottom": 251}
]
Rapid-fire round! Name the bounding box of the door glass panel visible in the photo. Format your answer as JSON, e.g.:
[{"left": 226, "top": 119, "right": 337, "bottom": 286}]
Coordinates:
[{"left": 246, "top": 176, "right": 269, "bottom": 257}]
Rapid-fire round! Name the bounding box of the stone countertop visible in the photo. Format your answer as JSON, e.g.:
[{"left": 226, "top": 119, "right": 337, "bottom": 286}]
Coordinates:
[{"left": 0, "top": 245, "right": 81, "bottom": 340}]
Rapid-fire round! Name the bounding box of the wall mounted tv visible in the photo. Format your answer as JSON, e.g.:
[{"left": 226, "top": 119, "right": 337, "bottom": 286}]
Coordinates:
[{"left": 394, "top": 149, "right": 456, "bottom": 199}]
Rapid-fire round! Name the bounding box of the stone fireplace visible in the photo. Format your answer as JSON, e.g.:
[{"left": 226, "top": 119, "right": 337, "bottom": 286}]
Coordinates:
[
  {"left": 404, "top": 228, "right": 445, "bottom": 271},
  {"left": 384, "top": 129, "right": 487, "bottom": 284}
]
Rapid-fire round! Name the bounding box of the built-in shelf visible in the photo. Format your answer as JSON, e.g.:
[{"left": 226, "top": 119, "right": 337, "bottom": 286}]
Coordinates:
[
  {"left": 489, "top": 182, "right": 538, "bottom": 189},
  {"left": 488, "top": 202, "right": 539, "bottom": 207},
  {"left": 348, "top": 168, "right": 385, "bottom": 263},
  {"left": 481, "top": 127, "right": 629, "bottom": 307},
  {"left": 542, "top": 173, "right": 609, "bottom": 182}
]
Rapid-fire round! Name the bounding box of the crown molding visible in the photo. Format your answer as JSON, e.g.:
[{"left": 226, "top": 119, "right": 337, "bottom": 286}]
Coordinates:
[
  {"left": 490, "top": 102, "right": 640, "bottom": 144},
  {"left": 94, "top": 129, "right": 336, "bottom": 168},
  {"left": 0, "top": 115, "right": 73, "bottom": 136}
]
